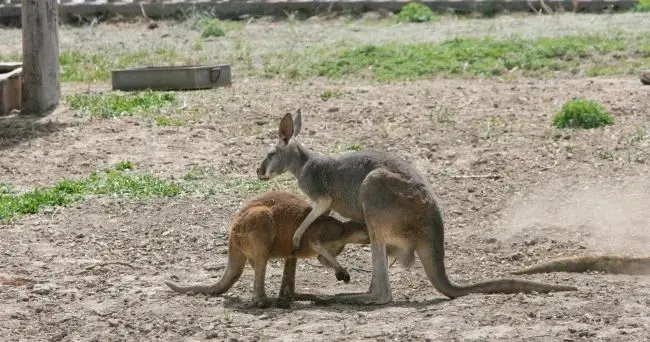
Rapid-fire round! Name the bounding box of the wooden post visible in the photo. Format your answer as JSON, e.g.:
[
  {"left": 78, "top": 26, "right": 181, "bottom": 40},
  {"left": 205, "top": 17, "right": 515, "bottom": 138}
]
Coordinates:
[{"left": 21, "top": 0, "right": 60, "bottom": 115}]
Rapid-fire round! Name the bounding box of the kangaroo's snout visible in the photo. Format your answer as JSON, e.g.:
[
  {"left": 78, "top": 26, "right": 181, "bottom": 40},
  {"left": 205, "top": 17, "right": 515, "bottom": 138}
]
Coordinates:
[
  {"left": 256, "top": 165, "right": 268, "bottom": 180},
  {"left": 257, "top": 158, "right": 271, "bottom": 180}
]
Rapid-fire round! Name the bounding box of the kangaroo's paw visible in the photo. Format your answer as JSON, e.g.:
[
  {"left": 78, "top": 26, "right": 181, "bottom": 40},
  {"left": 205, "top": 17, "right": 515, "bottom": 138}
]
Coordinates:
[{"left": 335, "top": 270, "right": 351, "bottom": 283}]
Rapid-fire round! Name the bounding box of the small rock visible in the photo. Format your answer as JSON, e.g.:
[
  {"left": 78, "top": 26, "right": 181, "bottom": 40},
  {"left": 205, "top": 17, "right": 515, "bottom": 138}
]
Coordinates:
[
  {"left": 485, "top": 237, "right": 498, "bottom": 244},
  {"left": 32, "top": 284, "right": 52, "bottom": 295},
  {"left": 510, "top": 252, "right": 523, "bottom": 261},
  {"left": 107, "top": 319, "right": 120, "bottom": 327}
]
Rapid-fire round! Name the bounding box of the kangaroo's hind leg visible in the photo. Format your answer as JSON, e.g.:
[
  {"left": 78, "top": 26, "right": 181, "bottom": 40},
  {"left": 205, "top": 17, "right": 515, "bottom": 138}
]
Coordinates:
[
  {"left": 276, "top": 257, "right": 297, "bottom": 308},
  {"left": 242, "top": 208, "right": 275, "bottom": 308},
  {"left": 312, "top": 243, "right": 351, "bottom": 283}
]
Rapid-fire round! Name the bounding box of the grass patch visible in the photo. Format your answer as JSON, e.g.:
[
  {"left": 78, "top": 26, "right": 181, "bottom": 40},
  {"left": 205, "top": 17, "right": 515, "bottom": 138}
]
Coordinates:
[
  {"left": 59, "top": 49, "right": 178, "bottom": 83},
  {"left": 199, "top": 19, "right": 226, "bottom": 38},
  {"left": 397, "top": 3, "right": 436, "bottom": 23},
  {"left": 0, "top": 162, "right": 180, "bottom": 223},
  {"left": 633, "top": 0, "right": 650, "bottom": 12},
  {"left": 154, "top": 115, "right": 186, "bottom": 126},
  {"left": 182, "top": 7, "right": 244, "bottom": 38},
  {"left": 223, "top": 179, "right": 273, "bottom": 195},
  {"left": 1, "top": 48, "right": 206, "bottom": 83},
  {"left": 181, "top": 166, "right": 300, "bottom": 197},
  {"left": 290, "top": 33, "right": 650, "bottom": 81},
  {"left": 319, "top": 90, "right": 343, "bottom": 101},
  {"left": 66, "top": 91, "right": 178, "bottom": 118},
  {"left": 552, "top": 99, "right": 614, "bottom": 129}
]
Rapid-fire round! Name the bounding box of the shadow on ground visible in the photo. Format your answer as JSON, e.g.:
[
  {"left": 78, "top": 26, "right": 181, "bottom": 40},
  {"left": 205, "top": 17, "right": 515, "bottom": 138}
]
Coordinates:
[
  {"left": 0, "top": 110, "right": 74, "bottom": 151},
  {"left": 221, "top": 294, "right": 449, "bottom": 313}
]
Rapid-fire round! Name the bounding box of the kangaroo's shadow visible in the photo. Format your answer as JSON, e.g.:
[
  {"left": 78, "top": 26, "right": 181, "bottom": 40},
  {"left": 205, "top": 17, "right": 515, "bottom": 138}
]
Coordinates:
[{"left": 221, "top": 294, "right": 450, "bottom": 314}]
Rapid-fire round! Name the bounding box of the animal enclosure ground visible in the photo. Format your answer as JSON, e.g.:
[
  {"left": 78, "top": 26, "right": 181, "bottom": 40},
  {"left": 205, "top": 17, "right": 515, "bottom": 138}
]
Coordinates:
[{"left": 1, "top": 11, "right": 650, "bottom": 342}]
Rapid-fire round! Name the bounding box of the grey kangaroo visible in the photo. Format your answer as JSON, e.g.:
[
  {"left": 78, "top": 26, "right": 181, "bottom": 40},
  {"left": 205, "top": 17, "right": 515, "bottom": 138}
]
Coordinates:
[{"left": 255, "top": 109, "right": 577, "bottom": 305}]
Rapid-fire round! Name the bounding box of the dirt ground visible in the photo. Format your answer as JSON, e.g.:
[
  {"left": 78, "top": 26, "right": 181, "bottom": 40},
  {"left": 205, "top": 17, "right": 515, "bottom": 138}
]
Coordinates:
[{"left": 2, "top": 13, "right": 650, "bottom": 342}]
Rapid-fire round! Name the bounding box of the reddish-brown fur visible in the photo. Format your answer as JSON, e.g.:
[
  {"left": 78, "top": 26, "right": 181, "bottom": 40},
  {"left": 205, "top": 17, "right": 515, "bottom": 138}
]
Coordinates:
[{"left": 165, "top": 191, "right": 369, "bottom": 308}]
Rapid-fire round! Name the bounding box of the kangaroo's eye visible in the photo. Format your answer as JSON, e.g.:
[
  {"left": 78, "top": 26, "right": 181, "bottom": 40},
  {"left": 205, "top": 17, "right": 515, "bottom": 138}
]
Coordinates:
[{"left": 267, "top": 151, "right": 276, "bottom": 158}]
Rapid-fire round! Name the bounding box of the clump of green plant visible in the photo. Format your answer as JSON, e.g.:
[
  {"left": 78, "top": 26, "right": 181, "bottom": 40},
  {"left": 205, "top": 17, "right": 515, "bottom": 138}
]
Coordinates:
[
  {"left": 154, "top": 115, "right": 185, "bottom": 126},
  {"left": 331, "top": 142, "right": 365, "bottom": 153},
  {"left": 199, "top": 19, "right": 226, "bottom": 38},
  {"left": 551, "top": 99, "right": 614, "bottom": 129},
  {"left": 0, "top": 162, "right": 180, "bottom": 223},
  {"left": 319, "top": 90, "right": 342, "bottom": 101},
  {"left": 633, "top": 0, "right": 650, "bottom": 12},
  {"left": 66, "top": 91, "right": 178, "bottom": 118},
  {"left": 397, "top": 2, "right": 435, "bottom": 23},
  {"left": 311, "top": 33, "right": 650, "bottom": 81},
  {"left": 58, "top": 49, "right": 177, "bottom": 83}
]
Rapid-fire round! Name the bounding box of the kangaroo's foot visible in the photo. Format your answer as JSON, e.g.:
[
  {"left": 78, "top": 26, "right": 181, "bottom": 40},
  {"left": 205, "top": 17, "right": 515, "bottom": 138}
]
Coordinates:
[{"left": 335, "top": 270, "right": 351, "bottom": 283}]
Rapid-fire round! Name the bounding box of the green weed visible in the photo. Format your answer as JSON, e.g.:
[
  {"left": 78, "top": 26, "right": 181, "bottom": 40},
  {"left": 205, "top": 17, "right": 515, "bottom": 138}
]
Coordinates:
[
  {"left": 154, "top": 115, "right": 186, "bottom": 126},
  {"left": 397, "top": 3, "right": 436, "bottom": 23},
  {"left": 552, "top": 99, "right": 614, "bottom": 129},
  {"left": 199, "top": 19, "right": 226, "bottom": 38},
  {"left": 0, "top": 162, "right": 180, "bottom": 223},
  {"left": 58, "top": 49, "right": 178, "bottom": 83},
  {"left": 310, "top": 34, "right": 650, "bottom": 81},
  {"left": 633, "top": 0, "right": 650, "bottom": 12},
  {"left": 319, "top": 90, "right": 343, "bottom": 101},
  {"left": 66, "top": 91, "right": 178, "bottom": 118}
]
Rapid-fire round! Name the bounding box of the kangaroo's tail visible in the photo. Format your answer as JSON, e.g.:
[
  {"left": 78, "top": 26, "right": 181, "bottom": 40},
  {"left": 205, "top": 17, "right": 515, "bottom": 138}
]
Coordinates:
[
  {"left": 511, "top": 255, "right": 650, "bottom": 275},
  {"left": 416, "top": 207, "right": 577, "bottom": 299},
  {"left": 165, "top": 242, "right": 247, "bottom": 296}
]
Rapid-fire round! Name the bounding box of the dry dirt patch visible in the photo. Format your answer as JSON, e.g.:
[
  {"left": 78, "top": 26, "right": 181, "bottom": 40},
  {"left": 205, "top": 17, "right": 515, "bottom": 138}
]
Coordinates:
[
  {"left": 1, "top": 12, "right": 650, "bottom": 342},
  {"left": 1, "top": 75, "right": 649, "bottom": 341}
]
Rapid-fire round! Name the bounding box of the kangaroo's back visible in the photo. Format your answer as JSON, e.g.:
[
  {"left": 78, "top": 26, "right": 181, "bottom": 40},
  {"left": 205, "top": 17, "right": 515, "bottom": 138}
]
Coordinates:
[{"left": 232, "top": 191, "right": 353, "bottom": 257}]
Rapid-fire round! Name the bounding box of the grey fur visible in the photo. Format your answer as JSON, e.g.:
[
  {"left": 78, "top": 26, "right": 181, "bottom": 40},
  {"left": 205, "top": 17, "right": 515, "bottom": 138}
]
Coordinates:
[{"left": 255, "top": 110, "right": 577, "bottom": 305}]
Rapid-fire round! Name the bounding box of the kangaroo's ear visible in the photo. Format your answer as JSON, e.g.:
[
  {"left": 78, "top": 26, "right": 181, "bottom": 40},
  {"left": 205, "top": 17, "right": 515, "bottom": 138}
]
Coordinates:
[
  {"left": 278, "top": 112, "right": 294, "bottom": 146},
  {"left": 292, "top": 108, "right": 302, "bottom": 137}
]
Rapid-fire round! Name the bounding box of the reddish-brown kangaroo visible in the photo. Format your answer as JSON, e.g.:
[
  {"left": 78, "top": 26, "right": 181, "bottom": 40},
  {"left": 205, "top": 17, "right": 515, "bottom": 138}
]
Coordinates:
[{"left": 165, "top": 190, "right": 370, "bottom": 308}]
